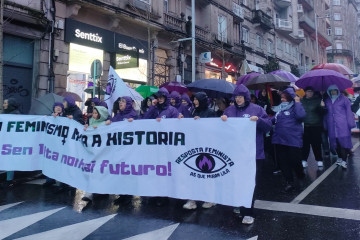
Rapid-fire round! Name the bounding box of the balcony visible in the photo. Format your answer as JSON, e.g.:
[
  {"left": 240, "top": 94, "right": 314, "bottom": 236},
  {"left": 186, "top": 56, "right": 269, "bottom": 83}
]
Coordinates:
[
  {"left": 232, "top": 2, "right": 244, "bottom": 23},
  {"left": 252, "top": 10, "right": 274, "bottom": 31},
  {"left": 274, "top": 0, "right": 291, "bottom": 8},
  {"left": 327, "top": 49, "right": 353, "bottom": 57},
  {"left": 299, "top": 15, "right": 315, "bottom": 33},
  {"left": 275, "top": 18, "right": 292, "bottom": 33},
  {"left": 163, "top": 13, "right": 184, "bottom": 31},
  {"left": 195, "top": 25, "right": 210, "bottom": 41},
  {"left": 298, "top": 0, "right": 314, "bottom": 10}
]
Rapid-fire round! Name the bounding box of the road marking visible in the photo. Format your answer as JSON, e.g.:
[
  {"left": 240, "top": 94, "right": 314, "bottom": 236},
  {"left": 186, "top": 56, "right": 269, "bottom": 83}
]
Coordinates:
[
  {"left": 291, "top": 142, "right": 360, "bottom": 204},
  {"left": 14, "top": 214, "right": 117, "bottom": 240},
  {"left": 255, "top": 200, "right": 360, "bottom": 221},
  {"left": 0, "top": 207, "right": 65, "bottom": 239},
  {"left": 122, "top": 223, "right": 179, "bottom": 240},
  {"left": 0, "top": 202, "right": 23, "bottom": 212},
  {"left": 291, "top": 163, "right": 337, "bottom": 204}
]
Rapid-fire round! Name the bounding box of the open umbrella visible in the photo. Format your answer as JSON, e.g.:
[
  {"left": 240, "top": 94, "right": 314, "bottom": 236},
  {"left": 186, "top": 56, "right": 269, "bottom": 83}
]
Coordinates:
[
  {"left": 28, "top": 93, "right": 64, "bottom": 115},
  {"left": 244, "top": 73, "right": 290, "bottom": 90},
  {"left": 57, "top": 91, "right": 83, "bottom": 102},
  {"left": 135, "top": 85, "right": 159, "bottom": 98},
  {"left": 187, "top": 79, "right": 236, "bottom": 98},
  {"left": 312, "top": 63, "right": 354, "bottom": 76},
  {"left": 269, "top": 70, "right": 298, "bottom": 82},
  {"left": 159, "top": 81, "right": 188, "bottom": 94},
  {"left": 296, "top": 69, "right": 352, "bottom": 91},
  {"left": 236, "top": 72, "right": 261, "bottom": 86}
]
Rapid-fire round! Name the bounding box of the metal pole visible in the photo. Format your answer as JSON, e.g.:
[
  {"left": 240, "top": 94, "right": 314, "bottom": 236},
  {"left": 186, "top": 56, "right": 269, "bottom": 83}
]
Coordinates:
[
  {"left": 315, "top": 12, "right": 319, "bottom": 65},
  {"left": 191, "top": 0, "right": 195, "bottom": 82},
  {"left": 352, "top": 37, "right": 356, "bottom": 73},
  {"left": 0, "top": 0, "right": 3, "bottom": 113},
  {"left": 93, "top": 61, "right": 96, "bottom": 97}
]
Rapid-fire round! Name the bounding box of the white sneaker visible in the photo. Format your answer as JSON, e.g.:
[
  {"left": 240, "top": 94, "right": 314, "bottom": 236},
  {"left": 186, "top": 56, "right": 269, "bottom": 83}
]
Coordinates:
[
  {"left": 336, "top": 159, "right": 342, "bottom": 166},
  {"left": 183, "top": 200, "right": 197, "bottom": 210},
  {"left": 302, "top": 160, "right": 308, "bottom": 168},
  {"left": 317, "top": 161, "right": 324, "bottom": 167},
  {"left": 340, "top": 161, "right": 347, "bottom": 169},
  {"left": 242, "top": 216, "right": 254, "bottom": 225},
  {"left": 202, "top": 202, "right": 216, "bottom": 209}
]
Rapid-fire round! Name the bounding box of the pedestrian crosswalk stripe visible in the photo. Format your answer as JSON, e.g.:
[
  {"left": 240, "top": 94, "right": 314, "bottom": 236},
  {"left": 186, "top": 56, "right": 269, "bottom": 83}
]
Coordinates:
[
  {"left": 0, "top": 207, "right": 65, "bottom": 239},
  {"left": 14, "top": 214, "right": 117, "bottom": 240},
  {"left": 0, "top": 201, "right": 23, "bottom": 212},
  {"left": 122, "top": 223, "right": 179, "bottom": 240}
]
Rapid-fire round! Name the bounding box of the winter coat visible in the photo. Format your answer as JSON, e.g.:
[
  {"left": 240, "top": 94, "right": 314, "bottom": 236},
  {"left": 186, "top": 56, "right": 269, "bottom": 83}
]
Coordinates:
[
  {"left": 181, "top": 93, "right": 194, "bottom": 113},
  {"left": 224, "top": 84, "right": 272, "bottom": 159},
  {"left": 143, "top": 88, "right": 180, "bottom": 119},
  {"left": 191, "top": 92, "right": 215, "bottom": 118},
  {"left": 169, "top": 91, "right": 191, "bottom": 118},
  {"left": 324, "top": 85, "right": 355, "bottom": 150},
  {"left": 272, "top": 102, "right": 306, "bottom": 148},
  {"left": 112, "top": 96, "right": 138, "bottom": 122},
  {"left": 301, "top": 94, "right": 324, "bottom": 127},
  {"left": 63, "top": 96, "right": 85, "bottom": 125},
  {"left": 89, "top": 106, "right": 109, "bottom": 127}
]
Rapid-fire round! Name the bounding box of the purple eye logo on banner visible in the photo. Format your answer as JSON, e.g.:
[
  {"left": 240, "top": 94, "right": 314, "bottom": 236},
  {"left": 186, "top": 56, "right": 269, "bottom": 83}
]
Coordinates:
[{"left": 176, "top": 148, "right": 234, "bottom": 179}]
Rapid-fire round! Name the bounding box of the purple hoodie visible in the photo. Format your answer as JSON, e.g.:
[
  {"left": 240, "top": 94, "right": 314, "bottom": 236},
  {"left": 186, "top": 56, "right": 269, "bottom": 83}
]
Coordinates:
[
  {"left": 143, "top": 88, "right": 179, "bottom": 119},
  {"left": 111, "top": 96, "right": 138, "bottom": 122},
  {"left": 324, "top": 85, "right": 355, "bottom": 150},
  {"left": 223, "top": 84, "right": 272, "bottom": 159},
  {"left": 271, "top": 87, "right": 306, "bottom": 148},
  {"left": 170, "top": 91, "right": 191, "bottom": 118}
]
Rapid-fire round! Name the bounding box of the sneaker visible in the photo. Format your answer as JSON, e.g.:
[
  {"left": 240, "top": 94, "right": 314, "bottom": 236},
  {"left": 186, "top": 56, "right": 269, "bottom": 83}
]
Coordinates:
[
  {"left": 202, "top": 202, "right": 216, "bottom": 209},
  {"left": 336, "top": 159, "right": 342, "bottom": 166},
  {"left": 242, "top": 216, "right": 254, "bottom": 225},
  {"left": 317, "top": 161, "right": 324, "bottom": 167},
  {"left": 233, "top": 207, "right": 241, "bottom": 214},
  {"left": 183, "top": 200, "right": 197, "bottom": 210},
  {"left": 302, "top": 160, "right": 308, "bottom": 168},
  {"left": 340, "top": 160, "right": 347, "bottom": 169}
]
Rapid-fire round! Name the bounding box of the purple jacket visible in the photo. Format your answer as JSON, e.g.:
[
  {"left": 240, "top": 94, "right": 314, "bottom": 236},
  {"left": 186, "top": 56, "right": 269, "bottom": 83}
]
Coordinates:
[
  {"left": 272, "top": 102, "right": 306, "bottom": 148},
  {"left": 143, "top": 88, "right": 180, "bottom": 119},
  {"left": 112, "top": 96, "right": 138, "bottom": 122},
  {"left": 170, "top": 91, "right": 191, "bottom": 118},
  {"left": 324, "top": 91, "right": 355, "bottom": 150},
  {"left": 224, "top": 84, "right": 272, "bottom": 159}
]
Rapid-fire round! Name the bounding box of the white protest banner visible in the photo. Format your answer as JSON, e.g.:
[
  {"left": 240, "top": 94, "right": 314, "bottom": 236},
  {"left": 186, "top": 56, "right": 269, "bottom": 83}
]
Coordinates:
[{"left": 0, "top": 115, "right": 256, "bottom": 207}]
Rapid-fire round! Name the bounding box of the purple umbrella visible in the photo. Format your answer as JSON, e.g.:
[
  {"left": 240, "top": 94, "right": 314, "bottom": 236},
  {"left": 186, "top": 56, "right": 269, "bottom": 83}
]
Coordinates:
[
  {"left": 159, "top": 81, "right": 188, "bottom": 94},
  {"left": 236, "top": 72, "right": 261, "bottom": 85},
  {"left": 269, "top": 70, "right": 298, "bottom": 83},
  {"left": 296, "top": 69, "right": 352, "bottom": 91}
]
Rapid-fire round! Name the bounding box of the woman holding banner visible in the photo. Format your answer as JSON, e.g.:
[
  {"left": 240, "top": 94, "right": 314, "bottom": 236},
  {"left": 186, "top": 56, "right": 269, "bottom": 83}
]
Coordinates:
[{"left": 221, "top": 84, "right": 272, "bottom": 225}]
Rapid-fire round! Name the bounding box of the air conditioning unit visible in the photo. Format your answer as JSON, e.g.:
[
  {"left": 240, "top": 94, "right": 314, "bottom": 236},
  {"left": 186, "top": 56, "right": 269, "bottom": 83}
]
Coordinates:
[{"left": 298, "top": 29, "right": 304, "bottom": 38}]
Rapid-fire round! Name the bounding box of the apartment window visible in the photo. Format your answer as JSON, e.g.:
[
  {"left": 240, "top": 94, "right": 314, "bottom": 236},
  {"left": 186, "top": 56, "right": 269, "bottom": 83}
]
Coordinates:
[
  {"left": 334, "top": 13, "right": 341, "bottom": 20},
  {"left": 243, "top": 0, "right": 247, "bottom": 6},
  {"left": 164, "top": 0, "right": 168, "bottom": 12},
  {"left": 256, "top": 34, "right": 262, "bottom": 48},
  {"left": 218, "top": 15, "right": 227, "bottom": 42},
  {"left": 139, "top": 0, "right": 151, "bottom": 4},
  {"left": 285, "top": 42, "right": 290, "bottom": 53},
  {"left": 336, "top": 43, "right": 343, "bottom": 49},
  {"left": 234, "top": 23, "right": 240, "bottom": 44},
  {"left": 242, "top": 27, "right": 249, "bottom": 42},
  {"left": 276, "top": 38, "right": 282, "bottom": 50},
  {"left": 332, "top": 0, "right": 340, "bottom": 5},
  {"left": 292, "top": 46, "right": 297, "bottom": 57},
  {"left": 335, "top": 27, "right": 342, "bottom": 35},
  {"left": 267, "top": 39, "right": 273, "bottom": 53}
]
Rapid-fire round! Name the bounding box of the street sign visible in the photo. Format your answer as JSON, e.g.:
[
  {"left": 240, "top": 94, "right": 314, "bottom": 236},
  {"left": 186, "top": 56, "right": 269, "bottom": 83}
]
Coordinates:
[{"left": 199, "top": 52, "right": 211, "bottom": 63}]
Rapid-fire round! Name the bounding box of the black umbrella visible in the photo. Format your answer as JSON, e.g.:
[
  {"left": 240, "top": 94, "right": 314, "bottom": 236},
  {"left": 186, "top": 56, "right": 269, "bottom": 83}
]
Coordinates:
[
  {"left": 187, "top": 79, "right": 236, "bottom": 98},
  {"left": 244, "top": 73, "right": 290, "bottom": 90}
]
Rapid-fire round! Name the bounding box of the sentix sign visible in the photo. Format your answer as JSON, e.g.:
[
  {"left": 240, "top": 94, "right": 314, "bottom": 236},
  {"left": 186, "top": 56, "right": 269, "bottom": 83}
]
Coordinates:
[{"left": 114, "top": 51, "right": 139, "bottom": 69}]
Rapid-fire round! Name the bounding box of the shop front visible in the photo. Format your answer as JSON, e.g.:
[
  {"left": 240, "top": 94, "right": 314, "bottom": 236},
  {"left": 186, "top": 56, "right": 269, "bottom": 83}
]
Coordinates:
[{"left": 205, "top": 58, "right": 237, "bottom": 83}]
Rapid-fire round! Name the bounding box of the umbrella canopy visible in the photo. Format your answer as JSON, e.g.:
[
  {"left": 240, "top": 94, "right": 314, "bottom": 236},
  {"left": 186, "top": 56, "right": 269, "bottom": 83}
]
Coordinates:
[
  {"left": 135, "top": 85, "right": 159, "bottom": 98},
  {"left": 57, "top": 91, "right": 83, "bottom": 102},
  {"left": 244, "top": 73, "right": 291, "bottom": 90},
  {"left": 159, "top": 81, "right": 188, "bottom": 94},
  {"left": 269, "top": 70, "right": 298, "bottom": 82},
  {"left": 236, "top": 72, "right": 261, "bottom": 86},
  {"left": 187, "top": 79, "right": 236, "bottom": 98},
  {"left": 312, "top": 63, "right": 354, "bottom": 76},
  {"left": 28, "top": 93, "right": 64, "bottom": 115},
  {"left": 84, "top": 86, "right": 106, "bottom": 95},
  {"left": 296, "top": 69, "right": 352, "bottom": 91},
  {"left": 126, "top": 84, "right": 144, "bottom": 101}
]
